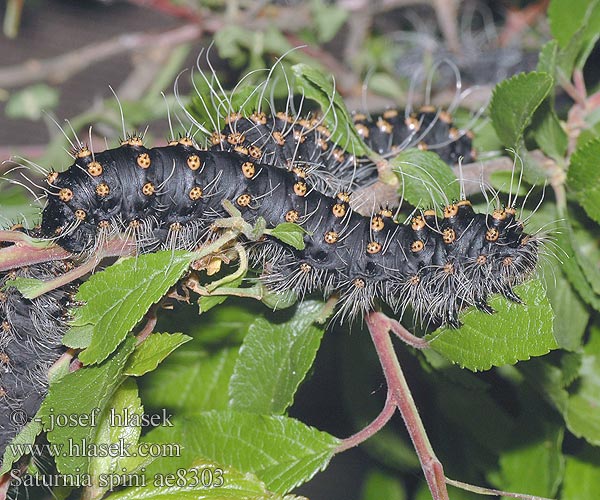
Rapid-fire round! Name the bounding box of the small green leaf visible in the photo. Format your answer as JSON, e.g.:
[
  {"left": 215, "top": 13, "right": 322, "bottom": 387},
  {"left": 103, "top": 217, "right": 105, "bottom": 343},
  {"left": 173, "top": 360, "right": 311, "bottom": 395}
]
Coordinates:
[
  {"left": 292, "top": 63, "right": 371, "bottom": 157},
  {"left": 38, "top": 336, "right": 136, "bottom": 474},
  {"left": 75, "top": 251, "right": 195, "bottom": 365},
  {"left": 310, "top": 0, "right": 348, "bottom": 43},
  {"left": 426, "top": 280, "right": 557, "bottom": 371},
  {"left": 88, "top": 379, "right": 144, "bottom": 499},
  {"left": 124, "top": 333, "right": 191, "bottom": 377},
  {"left": 548, "top": 0, "right": 600, "bottom": 50},
  {"left": 565, "top": 327, "right": 600, "bottom": 445},
  {"left": 567, "top": 138, "right": 600, "bottom": 225},
  {"left": 489, "top": 72, "right": 553, "bottom": 147},
  {"left": 562, "top": 448, "right": 600, "bottom": 500},
  {"left": 143, "top": 411, "right": 340, "bottom": 494},
  {"left": 530, "top": 101, "right": 568, "bottom": 161},
  {"left": 5, "top": 83, "right": 59, "bottom": 120},
  {"left": 390, "top": 149, "right": 459, "bottom": 207},
  {"left": 142, "top": 347, "right": 239, "bottom": 414},
  {"left": 268, "top": 222, "right": 307, "bottom": 251},
  {"left": 105, "top": 460, "right": 301, "bottom": 500},
  {"left": 536, "top": 40, "right": 559, "bottom": 75},
  {"left": 0, "top": 419, "right": 43, "bottom": 475},
  {"left": 2, "top": 277, "right": 45, "bottom": 299},
  {"left": 229, "top": 301, "right": 326, "bottom": 415}
]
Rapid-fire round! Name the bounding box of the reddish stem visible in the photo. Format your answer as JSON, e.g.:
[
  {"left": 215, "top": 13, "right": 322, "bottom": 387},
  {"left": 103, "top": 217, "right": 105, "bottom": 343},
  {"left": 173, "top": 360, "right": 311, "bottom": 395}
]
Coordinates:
[{"left": 0, "top": 240, "right": 71, "bottom": 272}]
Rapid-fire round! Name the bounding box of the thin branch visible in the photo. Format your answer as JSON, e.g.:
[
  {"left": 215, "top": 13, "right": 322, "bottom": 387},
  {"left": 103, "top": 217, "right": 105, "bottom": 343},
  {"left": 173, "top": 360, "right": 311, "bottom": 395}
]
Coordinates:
[
  {"left": 0, "top": 24, "right": 202, "bottom": 88},
  {"left": 446, "top": 477, "right": 555, "bottom": 500}
]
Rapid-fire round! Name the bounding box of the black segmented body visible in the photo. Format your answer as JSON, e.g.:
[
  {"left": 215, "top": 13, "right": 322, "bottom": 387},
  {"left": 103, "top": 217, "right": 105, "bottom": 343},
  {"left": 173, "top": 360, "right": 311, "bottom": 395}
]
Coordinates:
[
  {"left": 0, "top": 256, "right": 76, "bottom": 459},
  {"left": 41, "top": 140, "right": 537, "bottom": 324}
]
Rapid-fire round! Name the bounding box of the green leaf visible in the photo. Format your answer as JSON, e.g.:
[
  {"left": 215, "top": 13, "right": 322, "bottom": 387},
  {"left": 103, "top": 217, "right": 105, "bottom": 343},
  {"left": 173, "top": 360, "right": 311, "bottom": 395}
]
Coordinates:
[
  {"left": 2, "top": 277, "right": 45, "bottom": 299},
  {"left": 5, "top": 83, "right": 59, "bottom": 120},
  {"left": 268, "top": 222, "right": 307, "bottom": 251},
  {"left": 124, "top": 333, "right": 191, "bottom": 377},
  {"left": 75, "top": 251, "right": 195, "bottom": 365},
  {"left": 562, "top": 448, "right": 600, "bottom": 500},
  {"left": 229, "top": 301, "right": 326, "bottom": 415},
  {"left": 141, "top": 347, "right": 239, "bottom": 414},
  {"left": 360, "top": 470, "right": 406, "bottom": 500},
  {"left": 426, "top": 280, "right": 557, "bottom": 371},
  {"left": 567, "top": 138, "right": 600, "bottom": 225},
  {"left": 548, "top": 0, "right": 600, "bottom": 49},
  {"left": 495, "top": 423, "right": 564, "bottom": 498},
  {"left": 143, "top": 411, "right": 340, "bottom": 494},
  {"left": 105, "top": 460, "right": 302, "bottom": 500},
  {"left": 88, "top": 379, "right": 145, "bottom": 499},
  {"left": 38, "top": 336, "right": 136, "bottom": 474},
  {"left": 565, "top": 327, "right": 600, "bottom": 445},
  {"left": 489, "top": 72, "right": 553, "bottom": 147},
  {"left": 530, "top": 100, "right": 568, "bottom": 162},
  {"left": 0, "top": 419, "right": 43, "bottom": 475},
  {"left": 292, "top": 63, "right": 371, "bottom": 157},
  {"left": 536, "top": 40, "right": 559, "bottom": 75},
  {"left": 390, "top": 149, "right": 459, "bottom": 207},
  {"left": 310, "top": 0, "right": 348, "bottom": 43}
]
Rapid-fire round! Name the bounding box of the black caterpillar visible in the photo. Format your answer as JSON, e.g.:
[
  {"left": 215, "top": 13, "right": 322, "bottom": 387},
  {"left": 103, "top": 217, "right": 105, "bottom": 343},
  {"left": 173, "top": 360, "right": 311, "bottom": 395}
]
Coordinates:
[
  {"left": 40, "top": 136, "right": 537, "bottom": 325},
  {"left": 0, "top": 244, "right": 76, "bottom": 461},
  {"left": 206, "top": 107, "right": 476, "bottom": 195}
]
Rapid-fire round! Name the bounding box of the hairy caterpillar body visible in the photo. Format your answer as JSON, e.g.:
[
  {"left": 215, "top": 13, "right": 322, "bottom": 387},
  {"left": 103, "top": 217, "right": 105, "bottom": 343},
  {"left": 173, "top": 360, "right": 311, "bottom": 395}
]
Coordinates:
[{"left": 40, "top": 138, "right": 538, "bottom": 325}]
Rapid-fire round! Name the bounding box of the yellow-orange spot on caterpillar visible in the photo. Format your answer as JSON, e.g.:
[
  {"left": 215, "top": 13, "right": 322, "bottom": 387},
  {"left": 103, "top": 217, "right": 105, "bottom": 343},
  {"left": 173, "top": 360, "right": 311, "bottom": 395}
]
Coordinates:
[
  {"left": 353, "top": 278, "right": 366, "bottom": 288},
  {"left": 409, "top": 275, "right": 420, "bottom": 285},
  {"left": 383, "top": 109, "right": 399, "bottom": 119},
  {"left": 74, "top": 209, "right": 86, "bottom": 221},
  {"left": 439, "top": 111, "right": 453, "bottom": 123},
  {"left": 187, "top": 154, "right": 202, "bottom": 171},
  {"left": 293, "top": 129, "right": 305, "bottom": 143},
  {"left": 292, "top": 166, "right": 307, "bottom": 178},
  {"left": 443, "top": 204, "right": 458, "bottom": 218},
  {"left": 2, "top": 321, "right": 10, "bottom": 333},
  {"left": 234, "top": 145, "right": 249, "bottom": 155},
  {"left": 423, "top": 209, "right": 436, "bottom": 217},
  {"left": 442, "top": 228, "right": 456, "bottom": 244},
  {"left": 353, "top": 113, "right": 367, "bottom": 122},
  {"left": 411, "top": 240, "right": 424, "bottom": 252},
  {"left": 236, "top": 194, "right": 251, "bottom": 207},
  {"left": 457, "top": 199, "right": 471, "bottom": 207},
  {"left": 75, "top": 146, "right": 92, "bottom": 158},
  {"left": 337, "top": 192, "right": 351, "bottom": 203},
  {"left": 417, "top": 141, "right": 428, "bottom": 151},
  {"left": 189, "top": 186, "right": 203, "bottom": 201},
  {"left": 242, "top": 161, "right": 255, "bottom": 179},
  {"left": 317, "top": 137, "right": 329, "bottom": 151},
  {"left": 276, "top": 111, "right": 292, "bottom": 123},
  {"left": 227, "top": 132, "right": 245, "bottom": 145},
  {"left": 376, "top": 118, "right": 392, "bottom": 134},
  {"left": 443, "top": 262, "right": 455, "bottom": 274},
  {"left": 137, "top": 153, "right": 151, "bottom": 169},
  {"left": 333, "top": 149, "right": 345, "bottom": 162},
  {"left": 59, "top": 188, "right": 73, "bottom": 202},
  {"left": 324, "top": 231, "right": 338, "bottom": 244},
  {"left": 170, "top": 222, "right": 182, "bottom": 231},
  {"left": 420, "top": 105, "right": 436, "bottom": 113},
  {"left": 129, "top": 219, "right": 141, "bottom": 228},
  {"left": 178, "top": 136, "right": 193, "bottom": 147},
  {"left": 371, "top": 216, "right": 385, "bottom": 232},
  {"left": 300, "top": 262, "right": 312, "bottom": 273},
  {"left": 411, "top": 216, "right": 425, "bottom": 231},
  {"left": 476, "top": 255, "right": 487, "bottom": 265},
  {"left": 506, "top": 206, "right": 517, "bottom": 215},
  {"left": 248, "top": 145, "right": 262, "bottom": 159},
  {"left": 405, "top": 115, "right": 420, "bottom": 131},
  {"left": 96, "top": 183, "right": 110, "bottom": 197},
  {"left": 168, "top": 139, "right": 179, "bottom": 146},
  {"left": 87, "top": 161, "right": 103, "bottom": 176},
  {"left": 485, "top": 228, "right": 499, "bottom": 242},
  {"left": 449, "top": 127, "right": 460, "bottom": 140},
  {"left": 122, "top": 135, "right": 144, "bottom": 147},
  {"left": 98, "top": 220, "right": 110, "bottom": 229},
  {"left": 272, "top": 131, "right": 285, "bottom": 146},
  {"left": 47, "top": 171, "right": 59, "bottom": 184},
  {"left": 210, "top": 132, "right": 225, "bottom": 145},
  {"left": 379, "top": 207, "right": 393, "bottom": 218},
  {"left": 142, "top": 182, "right": 155, "bottom": 196},
  {"left": 492, "top": 208, "right": 507, "bottom": 220},
  {"left": 294, "top": 181, "right": 307, "bottom": 197},
  {"left": 332, "top": 203, "right": 346, "bottom": 218},
  {"left": 250, "top": 111, "right": 267, "bottom": 124},
  {"left": 355, "top": 124, "right": 370, "bottom": 138},
  {"left": 285, "top": 210, "right": 299, "bottom": 223},
  {"left": 225, "top": 112, "right": 242, "bottom": 124},
  {"left": 317, "top": 125, "right": 331, "bottom": 137},
  {"left": 0, "top": 291, "right": 6, "bottom": 303},
  {"left": 367, "top": 241, "right": 382, "bottom": 254},
  {"left": 502, "top": 256, "right": 513, "bottom": 267},
  {"left": 54, "top": 226, "right": 64, "bottom": 235}
]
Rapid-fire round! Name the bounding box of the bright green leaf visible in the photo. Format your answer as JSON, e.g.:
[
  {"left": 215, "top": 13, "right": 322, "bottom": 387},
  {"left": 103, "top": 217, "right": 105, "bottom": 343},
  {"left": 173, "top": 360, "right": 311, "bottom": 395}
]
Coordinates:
[
  {"left": 530, "top": 101, "right": 568, "bottom": 162},
  {"left": 427, "top": 280, "right": 557, "bottom": 371},
  {"left": 548, "top": 0, "right": 600, "bottom": 49},
  {"left": 567, "top": 138, "right": 600, "bottom": 225},
  {"left": 75, "top": 251, "right": 195, "bottom": 365},
  {"left": 143, "top": 411, "right": 340, "bottom": 494},
  {"left": 390, "top": 149, "right": 459, "bottom": 207},
  {"left": 124, "top": 333, "right": 191, "bottom": 377},
  {"left": 268, "top": 222, "right": 307, "bottom": 251},
  {"left": 489, "top": 72, "right": 553, "bottom": 147},
  {"left": 0, "top": 419, "right": 43, "bottom": 475},
  {"left": 38, "top": 336, "right": 136, "bottom": 474},
  {"left": 562, "top": 448, "right": 600, "bottom": 500},
  {"left": 229, "top": 300, "right": 326, "bottom": 415}
]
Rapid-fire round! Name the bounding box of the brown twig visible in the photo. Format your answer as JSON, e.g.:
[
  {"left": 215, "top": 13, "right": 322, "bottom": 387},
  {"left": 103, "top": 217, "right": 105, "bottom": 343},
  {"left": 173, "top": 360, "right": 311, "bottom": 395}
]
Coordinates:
[{"left": 0, "top": 24, "right": 202, "bottom": 88}]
